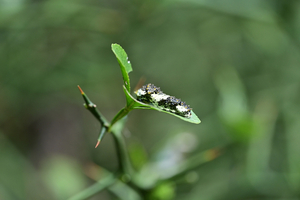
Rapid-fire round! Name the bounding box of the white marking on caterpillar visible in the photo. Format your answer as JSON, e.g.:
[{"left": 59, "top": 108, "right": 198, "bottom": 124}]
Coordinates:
[{"left": 135, "top": 83, "right": 192, "bottom": 118}]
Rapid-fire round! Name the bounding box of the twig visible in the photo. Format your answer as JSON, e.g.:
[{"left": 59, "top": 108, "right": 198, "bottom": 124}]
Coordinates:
[{"left": 68, "top": 174, "right": 116, "bottom": 200}]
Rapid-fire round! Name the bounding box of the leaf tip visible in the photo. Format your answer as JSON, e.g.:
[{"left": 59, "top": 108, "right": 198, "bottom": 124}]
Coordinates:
[{"left": 111, "top": 43, "right": 119, "bottom": 49}]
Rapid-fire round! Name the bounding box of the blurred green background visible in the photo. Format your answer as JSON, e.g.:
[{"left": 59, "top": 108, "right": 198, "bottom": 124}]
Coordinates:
[{"left": 1, "top": 0, "right": 300, "bottom": 199}]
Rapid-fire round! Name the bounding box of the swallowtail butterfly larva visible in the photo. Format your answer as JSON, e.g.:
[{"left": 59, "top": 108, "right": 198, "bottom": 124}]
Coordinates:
[{"left": 135, "top": 83, "right": 192, "bottom": 118}]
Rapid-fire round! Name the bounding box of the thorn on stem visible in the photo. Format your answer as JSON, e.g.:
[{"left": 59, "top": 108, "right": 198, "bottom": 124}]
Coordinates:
[
  {"left": 77, "top": 85, "right": 84, "bottom": 95},
  {"left": 95, "top": 140, "right": 101, "bottom": 148}
]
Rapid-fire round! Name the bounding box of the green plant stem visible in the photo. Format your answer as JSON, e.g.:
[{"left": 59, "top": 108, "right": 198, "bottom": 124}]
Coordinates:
[
  {"left": 78, "top": 85, "right": 109, "bottom": 127},
  {"left": 109, "top": 108, "right": 129, "bottom": 131},
  {"left": 88, "top": 105, "right": 109, "bottom": 127},
  {"left": 78, "top": 86, "right": 143, "bottom": 189},
  {"left": 68, "top": 174, "right": 116, "bottom": 200},
  {"left": 111, "top": 130, "right": 134, "bottom": 179}
]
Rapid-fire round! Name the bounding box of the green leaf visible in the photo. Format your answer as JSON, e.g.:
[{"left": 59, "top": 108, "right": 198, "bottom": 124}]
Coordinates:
[
  {"left": 122, "top": 86, "right": 201, "bottom": 124},
  {"left": 111, "top": 43, "right": 133, "bottom": 92}
]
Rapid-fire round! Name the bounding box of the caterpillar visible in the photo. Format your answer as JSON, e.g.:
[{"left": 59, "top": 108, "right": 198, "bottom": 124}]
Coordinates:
[{"left": 135, "top": 83, "right": 192, "bottom": 118}]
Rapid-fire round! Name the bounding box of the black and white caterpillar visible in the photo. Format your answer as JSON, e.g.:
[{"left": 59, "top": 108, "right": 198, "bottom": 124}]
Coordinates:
[{"left": 135, "top": 83, "right": 192, "bottom": 118}]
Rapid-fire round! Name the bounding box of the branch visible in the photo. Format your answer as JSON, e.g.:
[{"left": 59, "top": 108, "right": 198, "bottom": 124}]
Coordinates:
[
  {"left": 68, "top": 174, "right": 116, "bottom": 200},
  {"left": 77, "top": 85, "right": 109, "bottom": 127}
]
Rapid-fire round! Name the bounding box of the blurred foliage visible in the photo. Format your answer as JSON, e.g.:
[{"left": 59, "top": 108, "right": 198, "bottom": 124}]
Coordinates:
[{"left": 1, "top": 0, "right": 300, "bottom": 199}]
